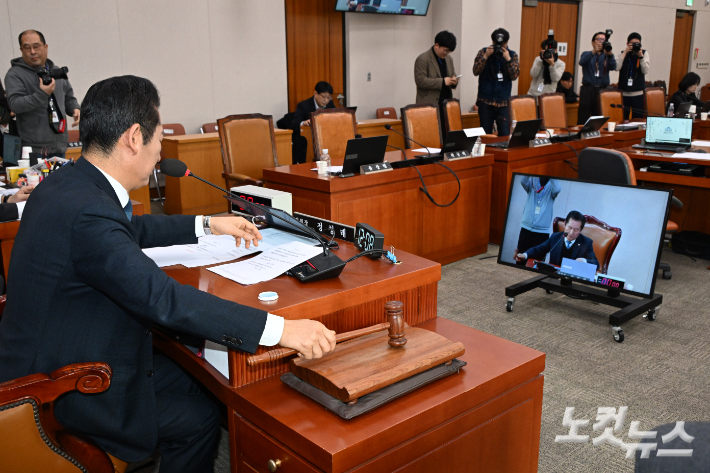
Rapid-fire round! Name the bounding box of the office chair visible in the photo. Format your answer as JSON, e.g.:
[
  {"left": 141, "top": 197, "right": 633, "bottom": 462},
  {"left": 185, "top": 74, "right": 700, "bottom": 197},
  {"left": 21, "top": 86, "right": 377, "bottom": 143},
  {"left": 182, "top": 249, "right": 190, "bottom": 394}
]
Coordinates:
[
  {"left": 400, "top": 103, "right": 442, "bottom": 149},
  {"left": 538, "top": 93, "right": 568, "bottom": 130},
  {"left": 442, "top": 98, "right": 463, "bottom": 133},
  {"left": 700, "top": 83, "right": 710, "bottom": 102},
  {"left": 155, "top": 123, "right": 186, "bottom": 206},
  {"left": 552, "top": 215, "right": 621, "bottom": 275},
  {"left": 597, "top": 89, "right": 624, "bottom": 124},
  {"left": 508, "top": 95, "right": 538, "bottom": 124},
  {"left": 376, "top": 107, "right": 397, "bottom": 119},
  {"left": 200, "top": 122, "right": 218, "bottom": 134},
  {"left": 216, "top": 114, "right": 279, "bottom": 213},
  {"left": 578, "top": 147, "right": 681, "bottom": 279},
  {"left": 310, "top": 108, "right": 357, "bottom": 162},
  {"left": 644, "top": 87, "right": 666, "bottom": 117}
]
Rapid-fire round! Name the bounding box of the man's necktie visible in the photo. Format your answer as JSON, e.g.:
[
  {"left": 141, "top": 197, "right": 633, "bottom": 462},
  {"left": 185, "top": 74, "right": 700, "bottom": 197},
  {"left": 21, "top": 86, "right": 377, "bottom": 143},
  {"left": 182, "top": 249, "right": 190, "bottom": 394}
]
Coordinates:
[
  {"left": 565, "top": 240, "right": 572, "bottom": 250},
  {"left": 124, "top": 201, "right": 133, "bottom": 221}
]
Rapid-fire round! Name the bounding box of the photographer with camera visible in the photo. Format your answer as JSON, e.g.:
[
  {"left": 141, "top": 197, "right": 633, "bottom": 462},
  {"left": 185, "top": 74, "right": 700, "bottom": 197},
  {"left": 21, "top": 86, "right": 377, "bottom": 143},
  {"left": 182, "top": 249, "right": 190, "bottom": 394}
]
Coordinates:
[
  {"left": 4, "top": 30, "right": 80, "bottom": 159},
  {"left": 577, "top": 30, "right": 617, "bottom": 125},
  {"left": 527, "top": 33, "right": 565, "bottom": 99},
  {"left": 473, "top": 28, "right": 520, "bottom": 136},
  {"left": 616, "top": 32, "right": 650, "bottom": 120}
]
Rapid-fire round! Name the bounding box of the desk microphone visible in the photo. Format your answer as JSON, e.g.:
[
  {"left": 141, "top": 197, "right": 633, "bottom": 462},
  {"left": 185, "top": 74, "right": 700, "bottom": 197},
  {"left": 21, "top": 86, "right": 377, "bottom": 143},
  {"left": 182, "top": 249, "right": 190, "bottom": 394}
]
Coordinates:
[
  {"left": 159, "top": 158, "right": 347, "bottom": 282},
  {"left": 610, "top": 103, "right": 665, "bottom": 118},
  {"left": 384, "top": 124, "right": 433, "bottom": 159},
  {"left": 355, "top": 134, "right": 362, "bottom": 138}
]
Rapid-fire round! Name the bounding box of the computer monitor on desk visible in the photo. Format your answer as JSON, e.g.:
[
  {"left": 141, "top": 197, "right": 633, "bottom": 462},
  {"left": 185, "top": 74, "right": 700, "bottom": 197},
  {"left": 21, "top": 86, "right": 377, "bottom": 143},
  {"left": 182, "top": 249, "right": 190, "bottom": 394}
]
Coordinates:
[{"left": 497, "top": 173, "right": 672, "bottom": 298}]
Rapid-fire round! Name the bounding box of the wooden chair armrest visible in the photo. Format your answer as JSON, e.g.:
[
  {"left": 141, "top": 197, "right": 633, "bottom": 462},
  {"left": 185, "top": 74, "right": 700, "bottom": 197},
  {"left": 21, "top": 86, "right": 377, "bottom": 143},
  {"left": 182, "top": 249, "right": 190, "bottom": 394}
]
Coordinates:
[{"left": 222, "top": 172, "right": 263, "bottom": 187}]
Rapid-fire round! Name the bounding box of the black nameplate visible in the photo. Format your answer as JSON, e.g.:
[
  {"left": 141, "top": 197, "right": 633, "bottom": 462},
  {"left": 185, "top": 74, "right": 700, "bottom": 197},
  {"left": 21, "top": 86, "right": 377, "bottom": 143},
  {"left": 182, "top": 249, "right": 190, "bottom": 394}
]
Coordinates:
[
  {"left": 293, "top": 212, "right": 355, "bottom": 242},
  {"left": 529, "top": 138, "right": 552, "bottom": 148},
  {"left": 580, "top": 130, "right": 601, "bottom": 140},
  {"left": 360, "top": 162, "right": 393, "bottom": 174},
  {"left": 443, "top": 150, "right": 471, "bottom": 161}
]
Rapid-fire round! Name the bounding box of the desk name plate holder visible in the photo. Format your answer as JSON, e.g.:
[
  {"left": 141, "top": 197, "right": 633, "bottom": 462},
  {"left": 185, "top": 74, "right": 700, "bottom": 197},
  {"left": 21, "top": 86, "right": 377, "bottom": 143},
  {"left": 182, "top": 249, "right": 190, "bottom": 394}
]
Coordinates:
[
  {"left": 360, "top": 162, "right": 393, "bottom": 174},
  {"left": 443, "top": 150, "right": 473, "bottom": 161},
  {"left": 529, "top": 137, "right": 553, "bottom": 148},
  {"left": 293, "top": 212, "right": 355, "bottom": 242},
  {"left": 580, "top": 130, "right": 601, "bottom": 140}
]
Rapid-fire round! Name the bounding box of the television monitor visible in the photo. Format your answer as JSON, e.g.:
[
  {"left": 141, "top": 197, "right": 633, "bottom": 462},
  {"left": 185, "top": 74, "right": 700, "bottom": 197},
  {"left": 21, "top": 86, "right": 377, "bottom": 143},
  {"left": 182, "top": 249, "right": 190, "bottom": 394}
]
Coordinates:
[
  {"left": 335, "top": 0, "right": 430, "bottom": 16},
  {"left": 497, "top": 173, "right": 672, "bottom": 298}
]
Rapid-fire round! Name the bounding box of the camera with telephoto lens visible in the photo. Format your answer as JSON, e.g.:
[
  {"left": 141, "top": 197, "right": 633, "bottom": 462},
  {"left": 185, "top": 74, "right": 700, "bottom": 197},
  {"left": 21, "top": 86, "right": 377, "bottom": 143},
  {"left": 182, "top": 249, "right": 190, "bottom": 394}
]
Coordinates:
[
  {"left": 494, "top": 33, "right": 505, "bottom": 55},
  {"left": 36, "top": 66, "right": 69, "bottom": 86},
  {"left": 541, "top": 29, "right": 556, "bottom": 60},
  {"left": 602, "top": 29, "right": 613, "bottom": 53},
  {"left": 631, "top": 42, "right": 642, "bottom": 53}
]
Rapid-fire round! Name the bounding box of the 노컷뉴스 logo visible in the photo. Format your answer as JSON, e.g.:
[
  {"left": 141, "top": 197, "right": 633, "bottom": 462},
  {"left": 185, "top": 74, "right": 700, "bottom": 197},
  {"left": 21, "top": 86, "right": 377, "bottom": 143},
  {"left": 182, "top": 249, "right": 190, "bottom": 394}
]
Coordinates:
[{"left": 555, "top": 407, "right": 694, "bottom": 459}]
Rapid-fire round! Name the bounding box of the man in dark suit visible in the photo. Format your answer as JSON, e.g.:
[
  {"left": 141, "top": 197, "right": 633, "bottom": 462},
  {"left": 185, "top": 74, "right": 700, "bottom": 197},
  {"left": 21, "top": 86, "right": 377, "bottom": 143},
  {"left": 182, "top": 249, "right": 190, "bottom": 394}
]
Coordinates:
[
  {"left": 289, "top": 81, "right": 336, "bottom": 164},
  {"left": 0, "top": 75, "right": 336, "bottom": 472},
  {"left": 515, "top": 210, "right": 599, "bottom": 270}
]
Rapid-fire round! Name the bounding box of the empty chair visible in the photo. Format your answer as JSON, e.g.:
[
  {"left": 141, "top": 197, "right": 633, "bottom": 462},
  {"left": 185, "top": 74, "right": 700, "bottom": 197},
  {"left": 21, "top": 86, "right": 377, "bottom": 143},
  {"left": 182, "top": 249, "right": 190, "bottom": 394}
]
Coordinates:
[
  {"left": 577, "top": 147, "right": 681, "bottom": 279},
  {"left": 217, "top": 114, "right": 279, "bottom": 211},
  {"left": 538, "top": 93, "right": 568, "bottom": 130},
  {"left": 200, "top": 122, "right": 218, "bottom": 134},
  {"left": 701, "top": 83, "right": 710, "bottom": 102},
  {"left": 400, "top": 103, "right": 442, "bottom": 149},
  {"left": 376, "top": 107, "right": 397, "bottom": 119},
  {"left": 552, "top": 215, "right": 621, "bottom": 274},
  {"left": 644, "top": 87, "right": 666, "bottom": 117},
  {"left": 442, "top": 98, "right": 463, "bottom": 133},
  {"left": 509, "top": 95, "right": 538, "bottom": 123},
  {"left": 154, "top": 123, "right": 185, "bottom": 205},
  {"left": 597, "top": 89, "right": 623, "bottom": 124},
  {"left": 310, "top": 108, "right": 357, "bottom": 162}
]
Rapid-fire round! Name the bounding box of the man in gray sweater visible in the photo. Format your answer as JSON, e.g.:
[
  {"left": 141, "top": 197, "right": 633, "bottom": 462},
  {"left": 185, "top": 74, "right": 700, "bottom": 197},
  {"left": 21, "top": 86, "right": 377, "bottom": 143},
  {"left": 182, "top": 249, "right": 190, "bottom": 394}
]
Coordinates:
[{"left": 5, "top": 30, "right": 80, "bottom": 158}]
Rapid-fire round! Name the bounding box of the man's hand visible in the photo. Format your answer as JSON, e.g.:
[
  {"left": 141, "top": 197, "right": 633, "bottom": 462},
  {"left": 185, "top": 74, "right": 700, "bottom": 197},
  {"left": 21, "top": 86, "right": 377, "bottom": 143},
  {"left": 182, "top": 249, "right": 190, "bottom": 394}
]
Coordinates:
[
  {"left": 72, "top": 109, "right": 80, "bottom": 127},
  {"left": 7, "top": 185, "right": 35, "bottom": 204},
  {"left": 301, "top": 119, "right": 311, "bottom": 127},
  {"left": 592, "top": 42, "right": 602, "bottom": 54},
  {"left": 39, "top": 77, "right": 56, "bottom": 96},
  {"left": 545, "top": 56, "right": 555, "bottom": 66},
  {"left": 279, "top": 319, "right": 336, "bottom": 360},
  {"left": 484, "top": 46, "right": 494, "bottom": 59},
  {"left": 209, "top": 216, "right": 263, "bottom": 248},
  {"left": 502, "top": 47, "right": 511, "bottom": 62},
  {"left": 576, "top": 258, "right": 588, "bottom": 263},
  {"left": 444, "top": 76, "right": 458, "bottom": 86},
  {"left": 637, "top": 49, "right": 644, "bottom": 58},
  {"left": 515, "top": 253, "right": 527, "bottom": 262}
]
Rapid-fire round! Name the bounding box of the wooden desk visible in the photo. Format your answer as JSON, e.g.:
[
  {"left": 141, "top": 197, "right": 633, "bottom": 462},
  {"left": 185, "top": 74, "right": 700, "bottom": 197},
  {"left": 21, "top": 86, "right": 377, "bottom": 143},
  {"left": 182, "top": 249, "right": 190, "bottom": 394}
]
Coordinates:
[
  {"left": 604, "top": 128, "right": 646, "bottom": 149},
  {"left": 488, "top": 134, "right": 615, "bottom": 244},
  {"left": 461, "top": 111, "right": 481, "bottom": 129},
  {"left": 693, "top": 119, "right": 710, "bottom": 140},
  {"left": 621, "top": 145, "right": 710, "bottom": 234},
  {"left": 154, "top": 243, "right": 545, "bottom": 473},
  {"left": 161, "top": 130, "right": 293, "bottom": 215},
  {"left": 66, "top": 147, "right": 152, "bottom": 213},
  {"left": 263, "top": 150, "right": 493, "bottom": 265},
  {"left": 0, "top": 200, "right": 144, "bottom": 287}
]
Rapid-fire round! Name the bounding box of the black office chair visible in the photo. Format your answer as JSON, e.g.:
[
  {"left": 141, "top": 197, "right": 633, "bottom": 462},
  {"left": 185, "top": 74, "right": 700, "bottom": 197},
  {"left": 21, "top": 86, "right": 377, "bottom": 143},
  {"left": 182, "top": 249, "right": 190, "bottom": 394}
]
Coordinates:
[{"left": 578, "top": 148, "right": 681, "bottom": 279}]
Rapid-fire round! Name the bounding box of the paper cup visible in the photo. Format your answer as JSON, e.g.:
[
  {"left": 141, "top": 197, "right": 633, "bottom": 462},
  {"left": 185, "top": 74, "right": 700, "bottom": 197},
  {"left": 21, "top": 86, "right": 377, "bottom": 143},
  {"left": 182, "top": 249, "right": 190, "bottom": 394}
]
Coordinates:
[
  {"left": 701, "top": 112, "right": 708, "bottom": 121},
  {"left": 17, "top": 159, "right": 30, "bottom": 168},
  {"left": 316, "top": 160, "right": 327, "bottom": 175},
  {"left": 479, "top": 144, "right": 486, "bottom": 155},
  {"left": 607, "top": 122, "right": 616, "bottom": 132}
]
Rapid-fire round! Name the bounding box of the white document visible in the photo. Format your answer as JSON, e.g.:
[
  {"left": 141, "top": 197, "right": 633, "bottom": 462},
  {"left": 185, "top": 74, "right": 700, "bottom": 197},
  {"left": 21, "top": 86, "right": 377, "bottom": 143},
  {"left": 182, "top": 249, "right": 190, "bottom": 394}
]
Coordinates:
[
  {"left": 259, "top": 227, "right": 320, "bottom": 247},
  {"left": 310, "top": 165, "right": 343, "bottom": 173},
  {"left": 412, "top": 147, "right": 441, "bottom": 153},
  {"left": 208, "top": 241, "right": 322, "bottom": 285},
  {"left": 671, "top": 152, "right": 710, "bottom": 161},
  {"left": 143, "top": 235, "right": 261, "bottom": 268},
  {"left": 203, "top": 340, "right": 229, "bottom": 379},
  {"left": 691, "top": 140, "right": 710, "bottom": 146},
  {"left": 463, "top": 127, "right": 486, "bottom": 137}
]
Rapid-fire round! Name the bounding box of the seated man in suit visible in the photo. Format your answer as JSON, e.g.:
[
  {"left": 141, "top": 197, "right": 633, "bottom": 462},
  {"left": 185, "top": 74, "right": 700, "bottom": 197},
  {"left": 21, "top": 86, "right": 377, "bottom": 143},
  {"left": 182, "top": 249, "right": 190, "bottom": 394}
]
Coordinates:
[
  {"left": 0, "top": 75, "right": 336, "bottom": 472},
  {"left": 515, "top": 210, "right": 599, "bottom": 270},
  {"left": 290, "top": 81, "right": 336, "bottom": 164}
]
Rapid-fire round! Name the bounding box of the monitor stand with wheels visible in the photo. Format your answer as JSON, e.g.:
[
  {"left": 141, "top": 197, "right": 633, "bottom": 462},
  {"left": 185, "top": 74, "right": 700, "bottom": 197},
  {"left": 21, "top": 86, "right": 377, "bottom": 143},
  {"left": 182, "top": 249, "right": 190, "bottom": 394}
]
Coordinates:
[{"left": 504, "top": 274, "right": 662, "bottom": 343}]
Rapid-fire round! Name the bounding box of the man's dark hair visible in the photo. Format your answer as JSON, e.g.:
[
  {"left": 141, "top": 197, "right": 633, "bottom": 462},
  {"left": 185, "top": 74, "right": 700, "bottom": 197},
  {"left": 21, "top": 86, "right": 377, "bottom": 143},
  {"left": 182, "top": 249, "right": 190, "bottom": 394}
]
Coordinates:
[
  {"left": 592, "top": 31, "right": 605, "bottom": 42},
  {"left": 491, "top": 28, "right": 510, "bottom": 44},
  {"left": 678, "top": 72, "right": 701, "bottom": 92},
  {"left": 565, "top": 210, "right": 586, "bottom": 230},
  {"left": 561, "top": 71, "right": 573, "bottom": 81},
  {"left": 18, "top": 29, "right": 46, "bottom": 47},
  {"left": 80, "top": 75, "right": 161, "bottom": 156},
  {"left": 627, "top": 32, "right": 641, "bottom": 43},
  {"left": 434, "top": 30, "right": 457, "bottom": 52},
  {"left": 541, "top": 39, "right": 558, "bottom": 50},
  {"left": 314, "top": 81, "right": 333, "bottom": 95}
]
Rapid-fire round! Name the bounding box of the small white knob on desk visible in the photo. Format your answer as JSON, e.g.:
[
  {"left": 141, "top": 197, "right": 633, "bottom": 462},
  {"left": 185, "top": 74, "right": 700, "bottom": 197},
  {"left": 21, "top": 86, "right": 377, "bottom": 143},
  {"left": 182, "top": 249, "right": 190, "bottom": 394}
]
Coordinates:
[{"left": 268, "top": 459, "right": 282, "bottom": 472}]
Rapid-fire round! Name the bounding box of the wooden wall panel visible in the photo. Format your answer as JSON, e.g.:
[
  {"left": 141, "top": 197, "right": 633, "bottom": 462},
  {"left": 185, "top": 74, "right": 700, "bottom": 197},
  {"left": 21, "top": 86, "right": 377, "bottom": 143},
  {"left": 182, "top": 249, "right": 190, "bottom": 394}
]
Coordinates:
[
  {"left": 285, "top": 0, "right": 345, "bottom": 112},
  {"left": 669, "top": 11, "right": 694, "bottom": 94}
]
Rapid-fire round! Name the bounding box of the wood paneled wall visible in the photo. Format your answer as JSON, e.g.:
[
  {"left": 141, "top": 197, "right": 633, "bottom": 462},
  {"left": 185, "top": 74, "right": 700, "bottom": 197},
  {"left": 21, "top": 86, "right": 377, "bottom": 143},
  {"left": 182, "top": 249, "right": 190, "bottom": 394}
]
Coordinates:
[
  {"left": 669, "top": 11, "right": 695, "bottom": 94},
  {"left": 285, "top": 0, "right": 345, "bottom": 112},
  {"left": 519, "top": 0, "right": 578, "bottom": 97}
]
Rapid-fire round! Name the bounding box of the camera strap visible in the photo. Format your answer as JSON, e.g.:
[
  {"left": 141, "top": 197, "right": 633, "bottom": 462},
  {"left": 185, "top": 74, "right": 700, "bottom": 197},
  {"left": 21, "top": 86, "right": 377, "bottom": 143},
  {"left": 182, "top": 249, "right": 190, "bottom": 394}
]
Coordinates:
[{"left": 47, "top": 93, "right": 65, "bottom": 134}]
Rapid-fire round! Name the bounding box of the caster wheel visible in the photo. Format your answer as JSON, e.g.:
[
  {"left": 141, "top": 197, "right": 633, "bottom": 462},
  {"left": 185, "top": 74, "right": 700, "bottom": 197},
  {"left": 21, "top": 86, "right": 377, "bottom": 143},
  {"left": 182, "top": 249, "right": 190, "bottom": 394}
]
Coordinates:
[
  {"left": 613, "top": 328, "right": 624, "bottom": 343},
  {"left": 646, "top": 308, "right": 658, "bottom": 321},
  {"left": 506, "top": 297, "right": 515, "bottom": 312},
  {"left": 545, "top": 289, "right": 554, "bottom": 295},
  {"left": 662, "top": 271, "right": 672, "bottom": 280}
]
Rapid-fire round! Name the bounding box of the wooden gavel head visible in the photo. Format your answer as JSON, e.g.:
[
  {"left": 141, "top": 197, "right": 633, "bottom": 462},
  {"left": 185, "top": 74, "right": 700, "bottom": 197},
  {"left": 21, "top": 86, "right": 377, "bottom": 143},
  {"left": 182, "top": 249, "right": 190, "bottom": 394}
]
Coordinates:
[{"left": 385, "top": 300, "right": 407, "bottom": 348}]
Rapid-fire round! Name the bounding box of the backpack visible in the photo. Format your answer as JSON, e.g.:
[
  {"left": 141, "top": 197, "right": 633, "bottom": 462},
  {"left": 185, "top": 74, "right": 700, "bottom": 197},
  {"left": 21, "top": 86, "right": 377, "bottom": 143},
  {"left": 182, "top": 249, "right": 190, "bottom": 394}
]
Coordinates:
[{"left": 671, "top": 231, "right": 710, "bottom": 261}]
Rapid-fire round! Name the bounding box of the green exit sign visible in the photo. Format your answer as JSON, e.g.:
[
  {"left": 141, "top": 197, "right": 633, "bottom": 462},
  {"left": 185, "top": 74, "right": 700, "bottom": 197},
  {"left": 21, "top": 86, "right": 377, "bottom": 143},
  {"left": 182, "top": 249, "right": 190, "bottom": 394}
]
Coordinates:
[{"left": 686, "top": 0, "right": 693, "bottom": 5}]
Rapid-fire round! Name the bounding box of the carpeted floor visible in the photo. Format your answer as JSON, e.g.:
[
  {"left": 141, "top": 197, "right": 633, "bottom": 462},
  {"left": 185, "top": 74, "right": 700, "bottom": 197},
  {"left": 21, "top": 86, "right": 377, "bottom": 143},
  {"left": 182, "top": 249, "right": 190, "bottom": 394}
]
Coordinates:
[{"left": 129, "top": 216, "right": 709, "bottom": 471}]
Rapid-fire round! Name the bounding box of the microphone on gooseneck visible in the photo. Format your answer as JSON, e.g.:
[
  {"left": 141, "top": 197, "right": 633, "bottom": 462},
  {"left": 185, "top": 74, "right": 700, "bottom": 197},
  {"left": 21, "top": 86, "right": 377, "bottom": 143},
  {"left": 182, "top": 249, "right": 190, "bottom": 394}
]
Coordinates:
[
  {"left": 549, "top": 232, "right": 570, "bottom": 255},
  {"left": 384, "top": 124, "right": 431, "bottom": 159},
  {"left": 610, "top": 103, "right": 665, "bottom": 118}
]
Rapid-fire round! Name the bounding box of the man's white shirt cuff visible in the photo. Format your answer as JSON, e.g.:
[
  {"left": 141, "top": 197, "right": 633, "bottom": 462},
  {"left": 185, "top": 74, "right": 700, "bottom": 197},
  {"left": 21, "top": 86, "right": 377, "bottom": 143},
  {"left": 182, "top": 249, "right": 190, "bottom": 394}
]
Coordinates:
[
  {"left": 259, "top": 313, "right": 285, "bottom": 346},
  {"left": 195, "top": 216, "right": 206, "bottom": 237},
  {"left": 16, "top": 201, "right": 26, "bottom": 219}
]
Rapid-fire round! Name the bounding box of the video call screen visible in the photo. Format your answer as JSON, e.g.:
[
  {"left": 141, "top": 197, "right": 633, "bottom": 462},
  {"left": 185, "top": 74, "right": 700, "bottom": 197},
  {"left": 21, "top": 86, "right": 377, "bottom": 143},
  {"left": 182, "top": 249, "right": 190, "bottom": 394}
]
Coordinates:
[
  {"left": 335, "top": 0, "right": 431, "bottom": 16},
  {"left": 497, "top": 174, "right": 672, "bottom": 297}
]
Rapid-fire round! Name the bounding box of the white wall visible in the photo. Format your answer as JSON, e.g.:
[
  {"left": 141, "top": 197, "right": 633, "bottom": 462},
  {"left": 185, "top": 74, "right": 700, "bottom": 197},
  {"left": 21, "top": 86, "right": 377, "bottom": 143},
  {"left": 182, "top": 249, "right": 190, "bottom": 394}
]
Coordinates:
[
  {"left": 0, "top": 0, "right": 288, "bottom": 134},
  {"left": 690, "top": 11, "right": 710, "bottom": 89}
]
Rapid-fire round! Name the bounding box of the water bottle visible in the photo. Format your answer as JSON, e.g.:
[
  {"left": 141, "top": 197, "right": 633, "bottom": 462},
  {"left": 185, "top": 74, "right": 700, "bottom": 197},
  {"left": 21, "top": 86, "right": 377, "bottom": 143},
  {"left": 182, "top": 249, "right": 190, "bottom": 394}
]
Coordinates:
[
  {"left": 473, "top": 137, "right": 482, "bottom": 156},
  {"left": 667, "top": 103, "right": 674, "bottom": 118},
  {"left": 510, "top": 120, "right": 517, "bottom": 137},
  {"left": 321, "top": 148, "right": 331, "bottom": 170}
]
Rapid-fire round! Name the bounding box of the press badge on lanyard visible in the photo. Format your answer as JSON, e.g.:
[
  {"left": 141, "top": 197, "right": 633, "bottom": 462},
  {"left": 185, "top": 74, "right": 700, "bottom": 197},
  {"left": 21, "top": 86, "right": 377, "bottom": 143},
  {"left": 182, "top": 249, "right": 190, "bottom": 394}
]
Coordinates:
[
  {"left": 497, "top": 72, "right": 504, "bottom": 82},
  {"left": 538, "top": 83, "right": 544, "bottom": 92}
]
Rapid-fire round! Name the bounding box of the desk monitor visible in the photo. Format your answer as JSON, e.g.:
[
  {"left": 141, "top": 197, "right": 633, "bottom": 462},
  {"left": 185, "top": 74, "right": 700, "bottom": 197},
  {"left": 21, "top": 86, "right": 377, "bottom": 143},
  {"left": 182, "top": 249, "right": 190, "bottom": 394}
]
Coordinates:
[
  {"left": 497, "top": 173, "right": 672, "bottom": 298},
  {"left": 490, "top": 118, "right": 542, "bottom": 149},
  {"left": 441, "top": 130, "right": 478, "bottom": 154},
  {"left": 673, "top": 102, "right": 692, "bottom": 118},
  {"left": 578, "top": 116, "right": 610, "bottom": 134},
  {"left": 342, "top": 135, "right": 389, "bottom": 174},
  {"left": 645, "top": 117, "right": 693, "bottom": 146}
]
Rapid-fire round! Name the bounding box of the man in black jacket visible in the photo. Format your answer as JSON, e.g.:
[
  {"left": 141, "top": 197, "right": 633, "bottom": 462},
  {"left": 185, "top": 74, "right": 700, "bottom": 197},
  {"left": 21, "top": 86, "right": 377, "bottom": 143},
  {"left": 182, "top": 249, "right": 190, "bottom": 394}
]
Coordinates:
[
  {"left": 288, "top": 81, "right": 335, "bottom": 164},
  {"left": 0, "top": 75, "right": 336, "bottom": 472}
]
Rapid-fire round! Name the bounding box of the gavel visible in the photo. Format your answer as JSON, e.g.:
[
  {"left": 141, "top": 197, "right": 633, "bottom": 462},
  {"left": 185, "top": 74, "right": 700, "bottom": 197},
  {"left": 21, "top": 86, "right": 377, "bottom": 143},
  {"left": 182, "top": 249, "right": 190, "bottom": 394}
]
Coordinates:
[{"left": 247, "top": 300, "right": 407, "bottom": 366}]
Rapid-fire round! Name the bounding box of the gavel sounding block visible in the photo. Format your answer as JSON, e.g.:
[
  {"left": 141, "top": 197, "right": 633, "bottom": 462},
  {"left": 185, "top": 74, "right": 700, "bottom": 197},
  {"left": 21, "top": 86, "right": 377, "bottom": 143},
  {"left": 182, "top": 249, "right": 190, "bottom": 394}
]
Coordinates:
[{"left": 289, "top": 324, "right": 465, "bottom": 403}]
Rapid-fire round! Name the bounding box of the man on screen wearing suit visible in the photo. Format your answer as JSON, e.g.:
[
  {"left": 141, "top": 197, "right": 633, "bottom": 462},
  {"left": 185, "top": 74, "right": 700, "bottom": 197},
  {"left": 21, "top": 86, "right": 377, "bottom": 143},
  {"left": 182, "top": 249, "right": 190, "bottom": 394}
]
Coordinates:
[
  {"left": 515, "top": 210, "right": 599, "bottom": 270},
  {"left": 414, "top": 30, "right": 458, "bottom": 118},
  {"left": 290, "top": 81, "right": 336, "bottom": 164},
  {"left": 0, "top": 75, "right": 336, "bottom": 472}
]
